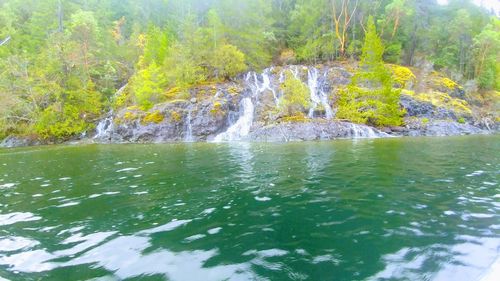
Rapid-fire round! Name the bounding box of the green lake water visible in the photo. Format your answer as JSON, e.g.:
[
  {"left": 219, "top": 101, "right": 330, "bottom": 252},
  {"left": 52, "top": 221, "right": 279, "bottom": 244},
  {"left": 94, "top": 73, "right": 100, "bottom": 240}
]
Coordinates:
[{"left": 0, "top": 136, "right": 499, "bottom": 280}]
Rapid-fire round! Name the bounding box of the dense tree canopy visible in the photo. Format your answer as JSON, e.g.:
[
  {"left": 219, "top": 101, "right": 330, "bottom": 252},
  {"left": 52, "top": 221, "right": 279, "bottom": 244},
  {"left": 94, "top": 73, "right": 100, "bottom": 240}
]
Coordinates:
[{"left": 0, "top": 0, "right": 498, "bottom": 139}]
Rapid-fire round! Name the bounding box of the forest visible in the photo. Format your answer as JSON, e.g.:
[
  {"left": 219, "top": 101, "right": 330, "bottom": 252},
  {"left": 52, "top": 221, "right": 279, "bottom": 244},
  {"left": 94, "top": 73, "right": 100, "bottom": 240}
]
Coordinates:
[{"left": 0, "top": 0, "right": 499, "bottom": 140}]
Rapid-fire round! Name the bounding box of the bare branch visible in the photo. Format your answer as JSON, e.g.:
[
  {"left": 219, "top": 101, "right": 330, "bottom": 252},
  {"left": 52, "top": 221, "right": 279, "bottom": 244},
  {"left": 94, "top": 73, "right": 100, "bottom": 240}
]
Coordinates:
[{"left": 0, "top": 36, "right": 11, "bottom": 47}]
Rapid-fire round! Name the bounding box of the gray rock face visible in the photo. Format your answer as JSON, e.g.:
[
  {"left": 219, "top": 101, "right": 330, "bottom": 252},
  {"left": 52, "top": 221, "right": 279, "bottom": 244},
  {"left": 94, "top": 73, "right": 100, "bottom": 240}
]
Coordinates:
[
  {"left": 1, "top": 136, "right": 40, "bottom": 148},
  {"left": 400, "top": 94, "right": 460, "bottom": 120},
  {"left": 95, "top": 98, "right": 234, "bottom": 143},
  {"left": 88, "top": 64, "right": 495, "bottom": 145},
  {"left": 407, "top": 120, "right": 487, "bottom": 137},
  {"left": 248, "top": 121, "right": 389, "bottom": 142}
]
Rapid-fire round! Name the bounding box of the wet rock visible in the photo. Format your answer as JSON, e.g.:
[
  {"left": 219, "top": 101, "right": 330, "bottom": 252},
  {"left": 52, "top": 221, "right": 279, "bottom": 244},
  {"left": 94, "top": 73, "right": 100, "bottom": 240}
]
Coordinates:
[
  {"left": 406, "top": 120, "right": 486, "bottom": 137},
  {"left": 248, "top": 121, "right": 389, "bottom": 142},
  {"left": 94, "top": 96, "right": 235, "bottom": 143},
  {"left": 400, "top": 94, "right": 458, "bottom": 120},
  {"left": 90, "top": 63, "right": 497, "bottom": 144},
  {"left": 1, "top": 136, "right": 41, "bottom": 148}
]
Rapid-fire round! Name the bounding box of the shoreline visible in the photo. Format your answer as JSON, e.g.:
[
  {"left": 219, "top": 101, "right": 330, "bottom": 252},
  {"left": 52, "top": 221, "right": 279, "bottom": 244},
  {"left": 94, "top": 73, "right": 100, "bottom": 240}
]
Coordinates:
[{"left": 1, "top": 129, "right": 497, "bottom": 149}]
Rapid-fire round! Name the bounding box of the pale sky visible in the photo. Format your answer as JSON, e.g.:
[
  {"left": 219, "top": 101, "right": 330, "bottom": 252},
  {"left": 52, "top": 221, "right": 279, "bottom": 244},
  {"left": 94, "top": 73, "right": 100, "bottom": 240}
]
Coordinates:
[{"left": 437, "top": 0, "right": 500, "bottom": 15}]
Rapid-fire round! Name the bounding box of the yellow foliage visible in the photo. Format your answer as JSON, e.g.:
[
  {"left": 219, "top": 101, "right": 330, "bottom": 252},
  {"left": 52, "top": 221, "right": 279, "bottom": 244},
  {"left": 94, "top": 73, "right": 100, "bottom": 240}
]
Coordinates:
[
  {"left": 126, "top": 105, "right": 146, "bottom": 111},
  {"left": 165, "top": 87, "right": 181, "bottom": 99},
  {"left": 210, "top": 101, "right": 223, "bottom": 116},
  {"left": 170, "top": 111, "right": 181, "bottom": 122},
  {"left": 388, "top": 64, "right": 416, "bottom": 87},
  {"left": 406, "top": 91, "right": 472, "bottom": 115},
  {"left": 137, "top": 33, "right": 147, "bottom": 49},
  {"left": 228, "top": 86, "right": 241, "bottom": 95},
  {"left": 142, "top": 111, "right": 164, "bottom": 124},
  {"left": 278, "top": 49, "right": 296, "bottom": 65},
  {"left": 440, "top": 77, "right": 459, "bottom": 90},
  {"left": 281, "top": 113, "right": 309, "bottom": 123},
  {"left": 124, "top": 111, "right": 139, "bottom": 120}
]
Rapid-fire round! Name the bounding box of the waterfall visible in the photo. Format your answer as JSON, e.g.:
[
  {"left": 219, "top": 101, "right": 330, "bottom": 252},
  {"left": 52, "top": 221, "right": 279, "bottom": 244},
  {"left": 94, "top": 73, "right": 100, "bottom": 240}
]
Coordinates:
[
  {"left": 93, "top": 85, "right": 129, "bottom": 141},
  {"left": 307, "top": 68, "right": 334, "bottom": 119},
  {"left": 184, "top": 109, "right": 194, "bottom": 142},
  {"left": 214, "top": 68, "right": 281, "bottom": 142},
  {"left": 94, "top": 114, "right": 114, "bottom": 140},
  {"left": 347, "top": 123, "right": 389, "bottom": 138},
  {"left": 213, "top": 98, "right": 255, "bottom": 142},
  {"left": 291, "top": 66, "right": 299, "bottom": 79},
  {"left": 261, "top": 69, "right": 279, "bottom": 106}
]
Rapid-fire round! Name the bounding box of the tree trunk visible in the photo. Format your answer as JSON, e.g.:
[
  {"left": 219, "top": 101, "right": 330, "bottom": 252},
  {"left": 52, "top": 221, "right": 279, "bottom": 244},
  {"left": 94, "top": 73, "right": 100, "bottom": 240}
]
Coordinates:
[{"left": 58, "top": 0, "right": 64, "bottom": 32}]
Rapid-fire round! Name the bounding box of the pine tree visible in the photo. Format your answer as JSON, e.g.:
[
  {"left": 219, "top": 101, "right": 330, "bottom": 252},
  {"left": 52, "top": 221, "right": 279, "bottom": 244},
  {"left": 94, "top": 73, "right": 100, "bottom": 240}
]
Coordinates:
[{"left": 337, "top": 16, "right": 404, "bottom": 126}]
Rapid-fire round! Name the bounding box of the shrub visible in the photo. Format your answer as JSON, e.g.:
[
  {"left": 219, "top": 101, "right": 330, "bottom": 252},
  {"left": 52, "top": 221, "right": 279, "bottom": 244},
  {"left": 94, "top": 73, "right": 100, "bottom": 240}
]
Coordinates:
[
  {"left": 278, "top": 49, "right": 297, "bottom": 65},
  {"left": 35, "top": 88, "right": 102, "bottom": 139},
  {"left": 388, "top": 64, "right": 416, "bottom": 88},
  {"left": 384, "top": 43, "right": 402, "bottom": 64},
  {"left": 440, "top": 77, "right": 459, "bottom": 90},
  {"left": 130, "top": 62, "right": 167, "bottom": 110},
  {"left": 279, "top": 70, "right": 310, "bottom": 117},
  {"left": 212, "top": 44, "right": 248, "bottom": 80},
  {"left": 35, "top": 104, "right": 90, "bottom": 138}
]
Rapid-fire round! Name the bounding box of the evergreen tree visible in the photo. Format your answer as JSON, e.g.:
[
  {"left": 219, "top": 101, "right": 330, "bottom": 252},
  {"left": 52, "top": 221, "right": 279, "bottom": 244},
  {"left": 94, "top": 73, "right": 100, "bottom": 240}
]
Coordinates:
[{"left": 337, "top": 16, "right": 404, "bottom": 127}]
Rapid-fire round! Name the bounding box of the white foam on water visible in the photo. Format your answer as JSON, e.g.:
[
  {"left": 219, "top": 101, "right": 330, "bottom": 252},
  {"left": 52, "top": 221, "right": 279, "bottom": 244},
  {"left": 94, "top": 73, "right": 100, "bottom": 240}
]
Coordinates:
[
  {"left": 116, "top": 168, "right": 139, "bottom": 172},
  {"left": 0, "top": 183, "right": 17, "bottom": 188},
  {"left": 207, "top": 227, "right": 222, "bottom": 235}
]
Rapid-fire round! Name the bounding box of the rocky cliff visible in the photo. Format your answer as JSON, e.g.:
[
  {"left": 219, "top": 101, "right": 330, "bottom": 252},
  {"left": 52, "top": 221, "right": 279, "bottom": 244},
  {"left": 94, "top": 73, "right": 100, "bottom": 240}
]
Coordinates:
[
  {"left": 2, "top": 63, "right": 498, "bottom": 148},
  {"left": 90, "top": 63, "right": 497, "bottom": 144}
]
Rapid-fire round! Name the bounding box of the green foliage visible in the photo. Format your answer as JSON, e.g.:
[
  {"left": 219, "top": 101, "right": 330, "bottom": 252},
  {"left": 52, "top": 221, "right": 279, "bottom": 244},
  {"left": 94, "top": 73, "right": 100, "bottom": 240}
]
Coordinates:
[
  {"left": 279, "top": 71, "right": 310, "bottom": 117},
  {"left": 384, "top": 43, "right": 402, "bottom": 63},
  {"left": 337, "top": 17, "right": 404, "bottom": 127},
  {"left": 130, "top": 62, "right": 167, "bottom": 110},
  {"left": 212, "top": 44, "right": 248, "bottom": 80},
  {"left": 473, "top": 20, "right": 500, "bottom": 90},
  {"left": 360, "top": 18, "right": 386, "bottom": 71},
  {"left": 35, "top": 87, "right": 102, "bottom": 139},
  {"left": 288, "top": 0, "right": 336, "bottom": 62},
  {"left": 163, "top": 43, "right": 207, "bottom": 89},
  {"left": 139, "top": 25, "right": 169, "bottom": 68}
]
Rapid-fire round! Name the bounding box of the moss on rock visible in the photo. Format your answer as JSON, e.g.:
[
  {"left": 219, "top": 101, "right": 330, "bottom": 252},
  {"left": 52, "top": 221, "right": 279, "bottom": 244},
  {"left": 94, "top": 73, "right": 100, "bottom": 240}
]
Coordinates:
[{"left": 142, "top": 111, "right": 164, "bottom": 124}]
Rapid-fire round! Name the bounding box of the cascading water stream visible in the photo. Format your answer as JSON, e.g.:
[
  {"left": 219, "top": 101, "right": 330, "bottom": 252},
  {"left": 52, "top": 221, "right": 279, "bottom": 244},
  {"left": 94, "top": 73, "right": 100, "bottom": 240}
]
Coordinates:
[
  {"left": 261, "top": 69, "right": 279, "bottom": 106},
  {"left": 213, "top": 98, "right": 255, "bottom": 142},
  {"left": 93, "top": 85, "right": 127, "bottom": 141},
  {"left": 214, "top": 68, "right": 281, "bottom": 142},
  {"left": 347, "top": 123, "right": 389, "bottom": 138},
  {"left": 94, "top": 112, "right": 114, "bottom": 140},
  {"left": 184, "top": 108, "right": 194, "bottom": 142},
  {"left": 210, "top": 66, "right": 395, "bottom": 142},
  {"left": 307, "top": 68, "right": 334, "bottom": 119}
]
